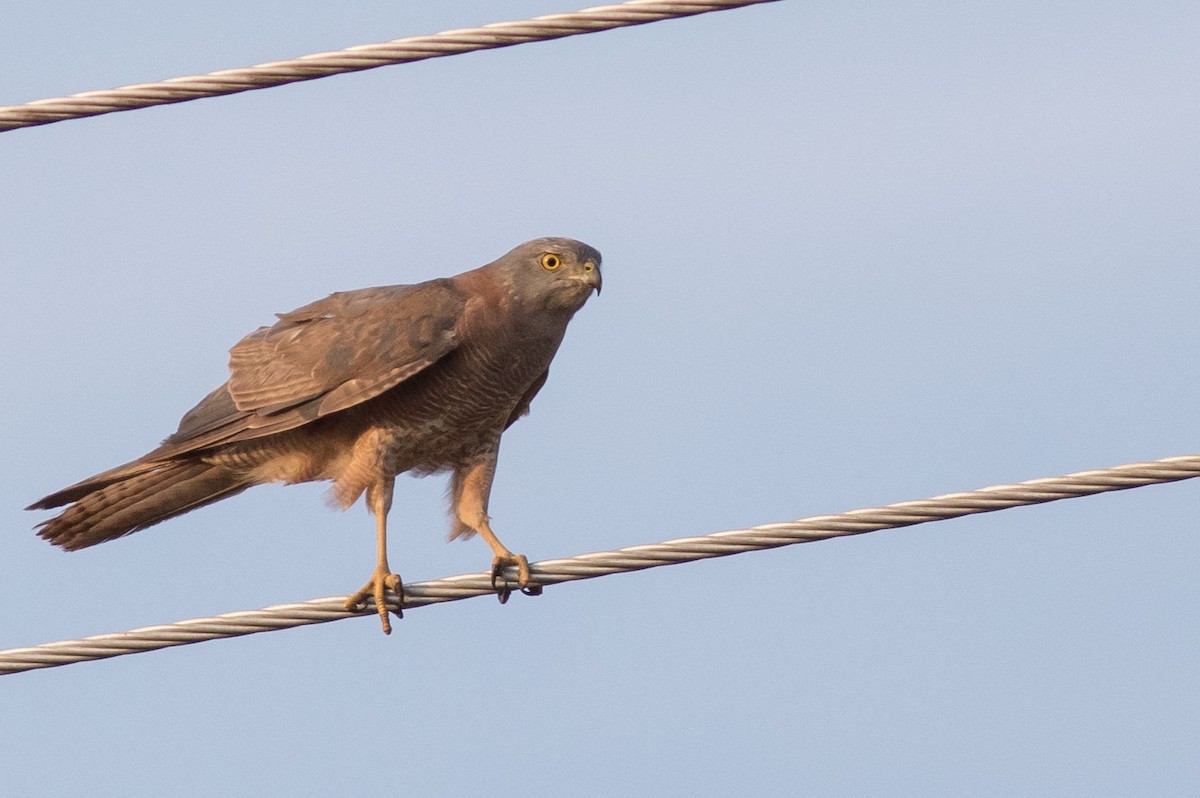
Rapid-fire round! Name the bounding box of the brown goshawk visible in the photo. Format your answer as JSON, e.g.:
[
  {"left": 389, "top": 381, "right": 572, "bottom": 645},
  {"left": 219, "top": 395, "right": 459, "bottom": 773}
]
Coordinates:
[{"left": 28, "top": 237, "right": 602, "bottom": 633}]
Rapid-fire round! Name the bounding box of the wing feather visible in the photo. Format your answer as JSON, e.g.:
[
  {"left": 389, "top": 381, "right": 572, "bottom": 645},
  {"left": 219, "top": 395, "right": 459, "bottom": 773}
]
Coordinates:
[{"left": 153, "top": 278, "right": 465, "bottom": 456}]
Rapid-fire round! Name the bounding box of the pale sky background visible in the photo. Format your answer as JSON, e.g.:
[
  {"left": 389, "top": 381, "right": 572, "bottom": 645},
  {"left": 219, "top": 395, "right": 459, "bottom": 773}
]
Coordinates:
[{"left": 2, "top": 2, "right": 1198, "bottom": 795}]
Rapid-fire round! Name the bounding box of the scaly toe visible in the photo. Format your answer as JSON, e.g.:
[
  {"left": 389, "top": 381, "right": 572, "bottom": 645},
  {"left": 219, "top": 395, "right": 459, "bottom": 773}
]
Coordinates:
[
  {"left": 344, "top": 571, "right": 404, "bottom": 634},
  {"left": 344, "top": 585, "right": 371, "bottom": 613},
  {"left": 491, "top": 554, "right": 536, "bottom": 604}
]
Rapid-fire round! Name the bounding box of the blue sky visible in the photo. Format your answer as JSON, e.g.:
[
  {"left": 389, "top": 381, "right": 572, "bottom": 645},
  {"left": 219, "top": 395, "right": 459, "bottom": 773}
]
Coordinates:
[{"left": 2, "top": 2, "right": 1198, "bottom": 795}]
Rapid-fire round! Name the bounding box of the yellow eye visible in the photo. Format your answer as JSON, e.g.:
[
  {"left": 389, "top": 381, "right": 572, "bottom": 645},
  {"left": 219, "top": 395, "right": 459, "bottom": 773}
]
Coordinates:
[{"left": 541, "top": 253, "right": 561, "bottom": 271}]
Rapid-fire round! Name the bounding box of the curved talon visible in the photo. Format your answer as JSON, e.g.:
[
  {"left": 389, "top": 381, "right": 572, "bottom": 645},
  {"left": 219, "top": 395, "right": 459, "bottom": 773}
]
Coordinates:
[
  {"left": 491, "top": 557, "right": 512, "bottom": 604},
  {"left": 491, "top": 553, "right": 534, "bottom": 604},
  {"left": 344, "top": 570, "right": 403, "bottom": 634}
]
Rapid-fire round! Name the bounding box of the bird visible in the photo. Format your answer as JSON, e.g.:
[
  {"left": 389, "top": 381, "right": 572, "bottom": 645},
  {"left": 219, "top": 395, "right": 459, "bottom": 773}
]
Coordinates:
[{"left": 27, "top": 237, "right": 602, "bottom": 634}]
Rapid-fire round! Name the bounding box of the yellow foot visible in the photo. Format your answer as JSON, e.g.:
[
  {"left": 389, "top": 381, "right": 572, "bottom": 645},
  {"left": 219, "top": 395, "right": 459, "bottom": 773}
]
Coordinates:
[
  {"left": 344, "top": 569, "right": 404, "bottom": 634},
  {"left": 491, "top": 553, "right": 542, "bottom": 604}
]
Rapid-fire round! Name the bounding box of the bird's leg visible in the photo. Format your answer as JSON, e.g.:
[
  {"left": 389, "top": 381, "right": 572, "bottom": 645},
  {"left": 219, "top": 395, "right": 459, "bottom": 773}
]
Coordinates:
[
  {"left": 344, "top": 477, "right": 403, "bottom": 634},
  {"left": 452, "top": 456, "right": 539, "bottom": 603}
]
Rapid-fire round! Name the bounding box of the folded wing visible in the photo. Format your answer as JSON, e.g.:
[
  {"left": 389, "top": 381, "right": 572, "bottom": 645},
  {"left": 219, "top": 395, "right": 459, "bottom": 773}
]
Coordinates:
[{"left": 156, "top": 278, "right": 466, "bottom": 457}]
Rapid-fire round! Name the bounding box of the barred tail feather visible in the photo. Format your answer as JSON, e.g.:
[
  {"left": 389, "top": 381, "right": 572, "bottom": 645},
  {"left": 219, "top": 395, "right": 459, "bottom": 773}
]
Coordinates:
[{"left": 30, "top": 461, "right": 249, "bottom": 551}]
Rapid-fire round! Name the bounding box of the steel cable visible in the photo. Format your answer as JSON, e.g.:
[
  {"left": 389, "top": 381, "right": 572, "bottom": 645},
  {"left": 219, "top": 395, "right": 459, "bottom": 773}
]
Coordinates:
[
  {"left": 0, "top": 0, "right": 778, "bottom": 132},
  {"left": 3, "top": 453, "right": 1196, "bottom": 675}
]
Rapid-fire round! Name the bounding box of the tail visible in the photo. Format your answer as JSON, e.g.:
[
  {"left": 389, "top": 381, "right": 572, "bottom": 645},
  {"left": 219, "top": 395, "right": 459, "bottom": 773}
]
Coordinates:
[{"left": 28, "top": 459, "right": 250, "bottom": 551}]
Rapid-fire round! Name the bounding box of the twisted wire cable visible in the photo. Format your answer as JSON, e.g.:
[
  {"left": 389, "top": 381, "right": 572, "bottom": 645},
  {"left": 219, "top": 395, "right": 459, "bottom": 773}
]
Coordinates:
[
  {"left": 0, "top": 0, "right": 778, "bottom": 132},
  {"left": 3, "top": 453, "right": 1197, "bottom": 675}
]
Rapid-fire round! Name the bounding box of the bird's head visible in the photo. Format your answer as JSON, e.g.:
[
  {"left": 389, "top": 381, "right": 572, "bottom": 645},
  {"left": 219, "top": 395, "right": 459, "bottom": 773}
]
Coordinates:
[{"left": 492, "top": 237, "right": 603, "bottom": 313}]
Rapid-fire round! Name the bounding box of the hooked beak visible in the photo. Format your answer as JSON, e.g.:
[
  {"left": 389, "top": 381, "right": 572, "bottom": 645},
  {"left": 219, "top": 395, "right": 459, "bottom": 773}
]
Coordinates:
[{"left": 581, "top": 261, "right": 602, "bottom": 295}]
